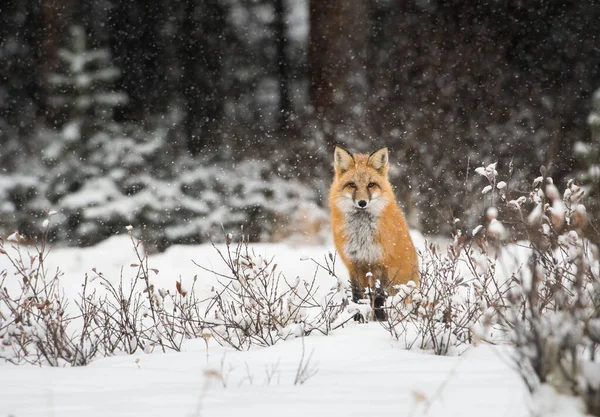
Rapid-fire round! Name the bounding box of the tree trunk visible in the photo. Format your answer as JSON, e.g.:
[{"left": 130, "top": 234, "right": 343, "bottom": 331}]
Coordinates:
[
  {"left": 40, "top": 0, "right": 69, "bottom": 125},
  {"left": 40, "top": 0, "right": 67, "bottom": 83},
  {"left": 274, "top": 0, "right": 291, "bottom": 131},
  {"left": 307, "top": 0, "right": 371, "bottom": 150},
  {"left": 182, "top": 0, "right": 226, "bottom": 157},
  {"left": 109, "top": 0, "right": 167, "bottom": 120}
]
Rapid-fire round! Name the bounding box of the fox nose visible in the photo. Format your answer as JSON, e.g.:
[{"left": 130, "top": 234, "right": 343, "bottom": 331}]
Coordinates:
[{"left": 357, "top": 200, "right": 367, "bottom": 208}]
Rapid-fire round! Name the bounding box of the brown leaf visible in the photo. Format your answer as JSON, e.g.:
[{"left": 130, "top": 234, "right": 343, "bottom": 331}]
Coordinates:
[
  {"left": 204, "top": 369, "right": 222, "bottom": 379},
  {"left": 412, "top": 391, "right": 427, "bottom": 403},
  {"left": 175, "top": 281, "right": 187, "bottom": 297}
]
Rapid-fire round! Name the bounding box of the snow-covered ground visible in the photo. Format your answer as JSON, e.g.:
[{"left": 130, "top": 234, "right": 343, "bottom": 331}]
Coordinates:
[
  {"left": 0, "top": 234, "right": 582, "bottom": 417},
  {"left": 1, "top": 324, "right": 529, "bottom": 417}
]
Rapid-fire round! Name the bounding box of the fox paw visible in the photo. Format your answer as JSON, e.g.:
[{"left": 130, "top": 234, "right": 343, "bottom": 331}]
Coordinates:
[
  {"left": 353, "top": 312, "right": 366, "bottom": 323},
  {"left": 373, "top": 305, "right": 387, "bottom": 321},
  {"left": 373, "top": 294, "right": 387, "bottom": 321}
]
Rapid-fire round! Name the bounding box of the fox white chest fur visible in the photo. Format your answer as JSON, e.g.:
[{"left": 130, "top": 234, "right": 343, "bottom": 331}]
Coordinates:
[{"left": 342, "top": 207, "right": 383, "bottom": 264}]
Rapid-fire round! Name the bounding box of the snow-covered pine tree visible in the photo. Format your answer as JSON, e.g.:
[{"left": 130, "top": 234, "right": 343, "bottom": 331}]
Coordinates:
[
  {"left": 47, "top": 25, "right": 127, "bottom": 143},
  {"left": 40, "top": 25, "right": 130, "bottom": 244}
]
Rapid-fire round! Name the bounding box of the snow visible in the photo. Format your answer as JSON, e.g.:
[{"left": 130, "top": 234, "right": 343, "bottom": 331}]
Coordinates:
[
  {"left": 6, "top": 231, "right": 21, "bottom": 242},
  {"left": 0, "top": 235, "right": 584, "bottom": 416},
  {"left": 475, "top": 167, "right": 486, "bottom": 177},
  {"left": 574, "top": 141, "right": 591, "bottom": 156},
  {"left": 531, "top": 385, "right": 587, "bottom": 417},
  {"left": 0, "top": 322, "right": 529, "bottom": 417},
  {"left": 62, "top": 120, "right": 81, "bottom": 141},
  {"left": 487, "top": 219, "right": 506, "bottom": 239},
  {"left": 287, "top": 0, "right": 308, "bottom": 43}
]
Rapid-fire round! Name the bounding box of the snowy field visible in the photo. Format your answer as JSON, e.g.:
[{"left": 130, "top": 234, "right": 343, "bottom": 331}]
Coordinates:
[
  {"left": 1, "top": 326, "right": 529, "bottom": 417},
  {"left": 0, "top": 234, "right": 586, "bottom": 417}
]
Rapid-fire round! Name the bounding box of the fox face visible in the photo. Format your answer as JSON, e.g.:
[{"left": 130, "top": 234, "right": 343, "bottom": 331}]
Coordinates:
[{"left": 331, "top": 147, "right": 392, "bottom": 215}]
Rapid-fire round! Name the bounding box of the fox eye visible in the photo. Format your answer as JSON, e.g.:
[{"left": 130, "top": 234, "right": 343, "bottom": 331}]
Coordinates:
[
  {"left": 368, "top": 182, "right": 377, "bottom": 188},
  {"left": 347, "top": 182, "right": 357, "bottom": 189}
]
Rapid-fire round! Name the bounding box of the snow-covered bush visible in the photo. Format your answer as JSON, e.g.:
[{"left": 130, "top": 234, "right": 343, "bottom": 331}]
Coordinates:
[
  {"left": 174, "top": 160, "right": 320, "bottom": 245},
  {"left": 0, "top": 174, "right": 47, "bottom": 239},
  {"left": 0, "top": 224, "right": 204, "bottom": 365},
  {"left": 196, "top": 235, "right": 356, "bottom": 350},
  {"left": 0, "top": 226, "right": 354, "bottom": 365},
  {"left": 1, "top": 125, "right": 322, "bottom": 249},
  {"left": 0, "top": 225, "right": 207, "bottom": 364},
  {"left": 382, "top": 239, "right": 503, "bottom": 356},
  {"left": 0, "top": 215, "right": 101, "bottom": 366},
  {"left": 0, "top": 25, "right": 322, "bottom": 247},
  {"left": 1, "top": 25, "right": 326, "bottom": 250},
  {"left": 53, "top": 156, "right": 321, "bottom": 250},
  {"left": 473, "top": 163, "right": 600, "bottom": 415},
  {"left": 0, "top": 27, "right": 325, "bottom": 250},
  {"left": 82, "top": 228, "right": 204, "bottom": 355}
]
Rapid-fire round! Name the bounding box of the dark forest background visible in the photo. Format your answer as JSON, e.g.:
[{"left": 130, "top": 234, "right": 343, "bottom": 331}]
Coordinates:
[{"left": 1, "top": 0, "right": 600, "bottom": 250}]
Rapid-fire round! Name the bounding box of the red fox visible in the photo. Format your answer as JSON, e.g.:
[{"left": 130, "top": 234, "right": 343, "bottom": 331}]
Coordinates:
[{"left": 329, "top": 147, "right": 419, "bottom": 316}]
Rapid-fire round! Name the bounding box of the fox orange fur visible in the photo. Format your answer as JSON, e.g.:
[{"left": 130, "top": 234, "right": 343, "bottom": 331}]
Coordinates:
[{"left": 329, "top": 147, "right": 419, "bottom": 302}]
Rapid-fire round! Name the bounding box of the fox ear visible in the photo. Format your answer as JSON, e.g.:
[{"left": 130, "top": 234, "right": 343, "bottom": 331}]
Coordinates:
[
  {"left": 334, "top": 146, "right": 354, "bottom": 175},
  {"left": 368, "top": 147, "right": 389, "bottom": 173}
]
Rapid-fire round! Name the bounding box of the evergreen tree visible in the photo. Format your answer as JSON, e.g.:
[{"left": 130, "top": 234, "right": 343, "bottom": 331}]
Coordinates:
[
  {"left": 41, "top": 25, "right": 129, "bottom": 243},
  {"left": 48, "top": 25, "right": 127, "bottom": 142},
  {"left": 43, "top": 24, "right": 127, "bottom": 196}
]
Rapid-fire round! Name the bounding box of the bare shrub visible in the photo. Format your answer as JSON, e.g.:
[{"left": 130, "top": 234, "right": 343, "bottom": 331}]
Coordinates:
[
  {"left": 84, "top": 229, "right": 214, "bottom": 355},
  {"left": 0, "top": 224, "right": 208, "bottom": 364},
  {"left": 381, "top": 237, "right": 505, "bottom": 355},
  {"left": 194, "top": 234, "right": 356, "bottom": 350},
  {"left": 1, "top": 224, "right": 359, "bottom": 365},
  {"left": 475, "top": 164, "right": 600, "bottom": 415},
  {"left": 0, "top": 216, "right": 100, "bottom": 365}
]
